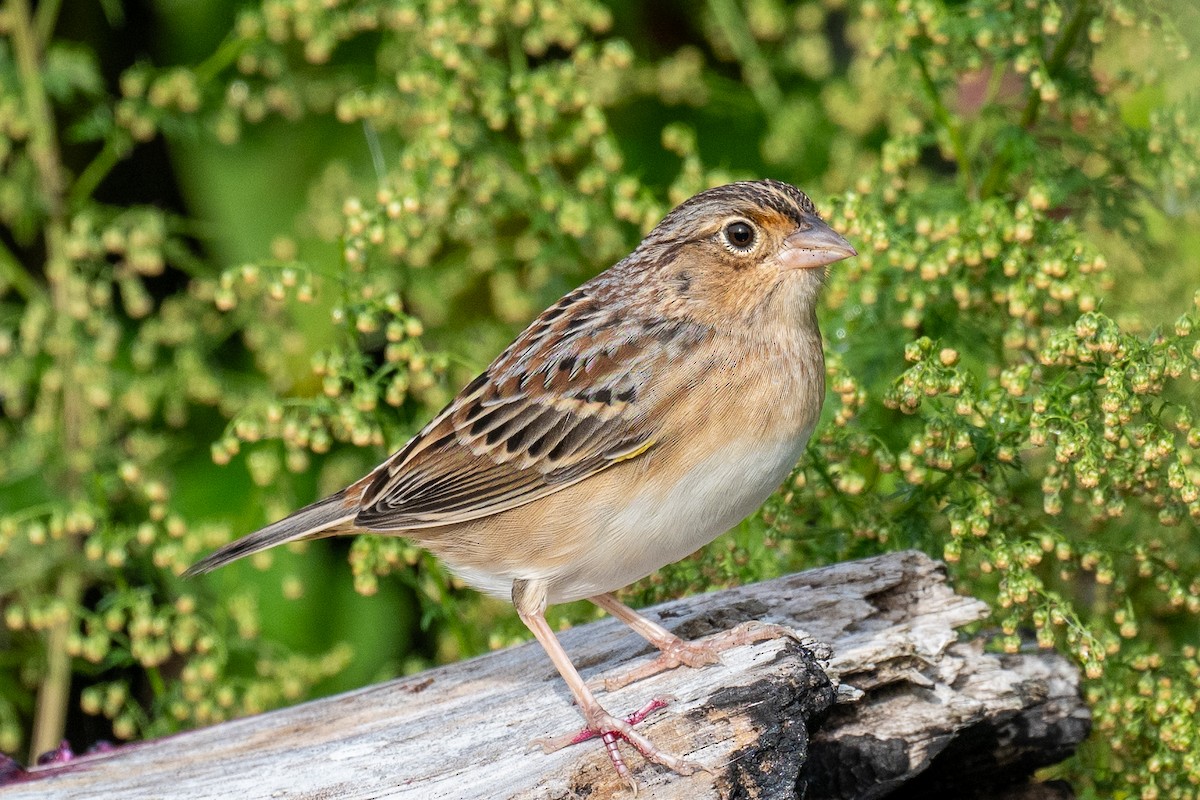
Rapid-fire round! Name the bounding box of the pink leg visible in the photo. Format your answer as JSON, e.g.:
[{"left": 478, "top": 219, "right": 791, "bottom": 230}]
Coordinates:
[
  {"left": 535, "top": 697, "right": 672, "bottom": 749},
  {"left": 516, "top": 598, "right": 704, "bottom": 791},
  {"left": 591, "top": 593, "right": 799, "bottom": 692}
]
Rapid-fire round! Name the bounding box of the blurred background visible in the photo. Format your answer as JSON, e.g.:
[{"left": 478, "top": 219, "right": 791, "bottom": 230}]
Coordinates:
[{"left": 1, "top": 1, "right": 1198, "bottom": 796}]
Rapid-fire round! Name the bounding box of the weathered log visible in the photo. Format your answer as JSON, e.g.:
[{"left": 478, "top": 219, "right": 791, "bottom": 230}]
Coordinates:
[{"left": 0, "top": 551, "right": 1090, "bottom": 800}]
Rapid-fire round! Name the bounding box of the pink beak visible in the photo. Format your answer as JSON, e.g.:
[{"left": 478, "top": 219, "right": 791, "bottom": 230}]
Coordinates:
[{"left": 778, "top": 218, "right": 857, "bottom": 270}]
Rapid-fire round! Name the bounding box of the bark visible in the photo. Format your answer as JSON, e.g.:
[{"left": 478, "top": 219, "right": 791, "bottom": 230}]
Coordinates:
[{"left": 0, "top": 551, "right": 1090, "bottom": 800}]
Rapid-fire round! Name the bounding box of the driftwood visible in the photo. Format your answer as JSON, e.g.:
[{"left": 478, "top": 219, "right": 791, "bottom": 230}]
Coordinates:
[{"left": 0, "top": 551, "right": 1090, "bottom": 800}]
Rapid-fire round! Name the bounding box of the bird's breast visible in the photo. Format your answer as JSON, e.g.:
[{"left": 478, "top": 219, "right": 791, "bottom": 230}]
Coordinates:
[
  {"left": 425, "top": 323, "right": 826, "bottom": 605},
  {"left": 541, "top": 427, "right": 814, "bottom": 604}
]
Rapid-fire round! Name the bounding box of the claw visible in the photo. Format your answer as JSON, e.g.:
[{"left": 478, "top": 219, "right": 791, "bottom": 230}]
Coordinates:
[
  {"left": 534, "top": 697, "right": 673, "bottom": 751},
  {"left": 600, "top": 620, "right": 802, "bottom": 691},
  {"left": 518, "top": 598, "right": 717, "bottom": 787},
  {"left": 536, "top": 702, "right": 704, "bottom": 783}
]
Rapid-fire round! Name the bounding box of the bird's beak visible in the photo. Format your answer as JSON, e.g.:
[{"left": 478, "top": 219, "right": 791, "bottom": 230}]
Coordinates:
[{"left": 778, "top": 218, "right": 857, "bottom": 270}]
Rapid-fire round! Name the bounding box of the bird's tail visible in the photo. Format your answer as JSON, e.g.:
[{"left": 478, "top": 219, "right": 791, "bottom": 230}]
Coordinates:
[{"left": 184, "top": 490, "right": 357, "bottom": 576}]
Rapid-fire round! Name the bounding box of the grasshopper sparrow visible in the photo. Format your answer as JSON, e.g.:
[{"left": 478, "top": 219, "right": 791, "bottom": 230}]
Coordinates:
[{"left": 188, "top": 179, "right": 856, "bottom": 787}]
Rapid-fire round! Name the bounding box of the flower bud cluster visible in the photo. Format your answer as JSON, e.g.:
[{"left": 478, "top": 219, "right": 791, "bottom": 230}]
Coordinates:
[
  {"left": 762, "top": 6, "right": 1200, "bottom": 781},
  {"left": 1147, "top": 101, "right": 1200, "bottom": 204},
  {"left": 5, "top": 0, "right": 1196, "bottom": 784}
]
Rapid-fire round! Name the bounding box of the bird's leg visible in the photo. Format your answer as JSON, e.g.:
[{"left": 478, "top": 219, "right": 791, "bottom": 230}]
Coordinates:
[
  {"left": 534, "top": 697, "right": 674, "bottom": 750},
  {"left": 590, "top": 593, "right": 799, "bottom": 692},
  {"left": 513, "top": 581, "right": 703, "bottom": 789}
]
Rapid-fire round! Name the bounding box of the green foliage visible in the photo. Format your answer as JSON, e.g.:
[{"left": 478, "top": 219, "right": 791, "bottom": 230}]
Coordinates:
[{"left": 1, "top": 1, "right": 1198, "bottom": 796}]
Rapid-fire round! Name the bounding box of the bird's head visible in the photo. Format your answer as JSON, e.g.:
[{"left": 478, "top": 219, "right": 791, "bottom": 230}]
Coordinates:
[{"left": 624, "top": 179, "right": 857, "bottom": 325}]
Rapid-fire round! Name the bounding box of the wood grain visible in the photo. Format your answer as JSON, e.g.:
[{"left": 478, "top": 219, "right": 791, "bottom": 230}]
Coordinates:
[{"left": 0, "top": 551, "right": 1089, "bottom": 800}]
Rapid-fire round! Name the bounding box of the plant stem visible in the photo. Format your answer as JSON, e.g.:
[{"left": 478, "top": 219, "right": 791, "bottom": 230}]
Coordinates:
[
  {"left": 11, "top": 0, "right": 84, "bottom": 762},
  {"left": 706, "top": 0, "right": 783, "bottom": 112},
  {"left": 29, "top": 571, "right": 81, "bottom": 759},
  {"left": 913, "top": 50, "right": 974, "bottom": 197},
  {"left": 190, "top": 32, "right": 247, "bottom": 85},
  {"left": 979, "top": 0, "right": 1094, "bottom": 198},
  {"left": 0, "top": 240, "right": 42, "bottom": 301},
  {"left": 33, "top": 0, "right": 62, "bottom": 47},
  {"left": 1020, "top": 0, "right": 1093, "bottom": 129},
  {"left": 68, "top": 134, "right": 129, "bottom": 208},
  {"left": 11, "top": 0, "right": 64, "bottom": 219}
]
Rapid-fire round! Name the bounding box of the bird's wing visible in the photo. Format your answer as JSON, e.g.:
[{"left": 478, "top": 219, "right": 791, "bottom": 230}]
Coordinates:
[{"left": 353, "top": 287, "right": 709, "bottom": 530}]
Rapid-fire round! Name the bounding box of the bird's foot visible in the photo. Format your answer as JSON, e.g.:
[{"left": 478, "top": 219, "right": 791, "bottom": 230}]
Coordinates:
[
  {"left": 600, "top": 620, "right": 800, "bottom": 692},
  {"left": 534, "top": 697, "right": 704, "bottom": 791},
  {"left": 535, "top": 697, "right": 672, "bottom": 751}
]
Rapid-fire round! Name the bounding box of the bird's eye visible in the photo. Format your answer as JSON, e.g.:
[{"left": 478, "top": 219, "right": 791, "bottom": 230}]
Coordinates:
[{"left": 722, "top": 221, "right": 757, "bottom": 252}]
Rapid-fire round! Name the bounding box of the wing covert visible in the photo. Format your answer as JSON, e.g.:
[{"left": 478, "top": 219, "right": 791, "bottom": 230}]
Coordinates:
[{"left": 353, "top": 289, "right": 709, "bottom": 530}]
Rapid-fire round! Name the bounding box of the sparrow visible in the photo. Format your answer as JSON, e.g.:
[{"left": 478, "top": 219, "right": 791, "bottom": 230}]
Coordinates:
[{"left": 186, "top": 179, "right": 856, "bottom": 788}]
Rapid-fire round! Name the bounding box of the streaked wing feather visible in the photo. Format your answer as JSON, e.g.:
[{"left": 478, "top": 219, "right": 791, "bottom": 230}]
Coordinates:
[{"left": 354, "top": 289, "right": 708, "bottom": 530}]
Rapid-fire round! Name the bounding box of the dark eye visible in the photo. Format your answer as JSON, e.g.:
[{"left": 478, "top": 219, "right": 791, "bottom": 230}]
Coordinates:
[{"left": 723, "top": 221, "right": 756, "bottom": 251}]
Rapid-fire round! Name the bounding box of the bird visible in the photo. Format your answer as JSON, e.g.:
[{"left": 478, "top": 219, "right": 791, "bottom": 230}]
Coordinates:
[{"left": 186, "top": 179, "right": 856, "bottom": 788}]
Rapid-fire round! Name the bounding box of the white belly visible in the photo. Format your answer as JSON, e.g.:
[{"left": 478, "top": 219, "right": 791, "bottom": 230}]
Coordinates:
[{"left": 544, "top": 433, "right": 810, "bottom": 603}]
